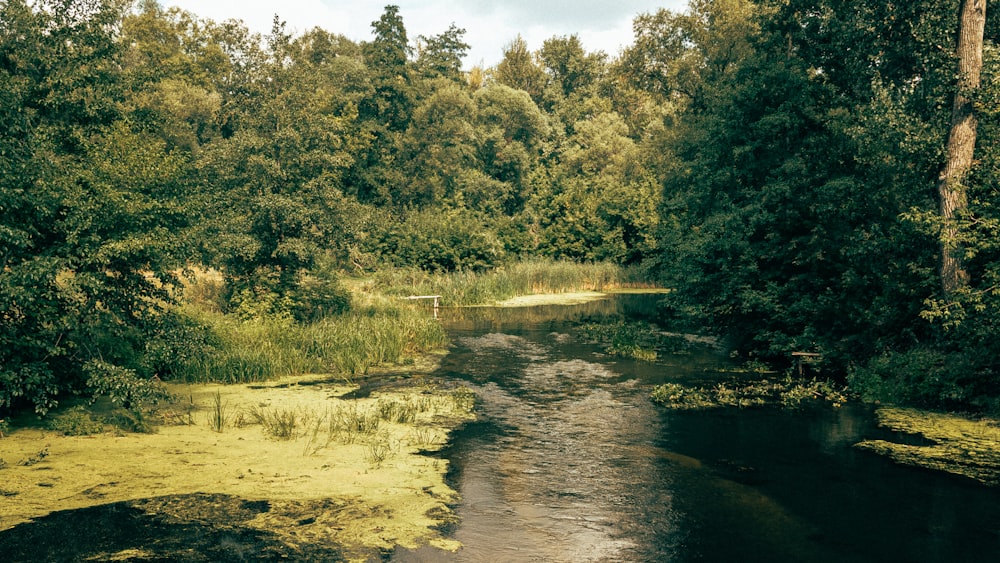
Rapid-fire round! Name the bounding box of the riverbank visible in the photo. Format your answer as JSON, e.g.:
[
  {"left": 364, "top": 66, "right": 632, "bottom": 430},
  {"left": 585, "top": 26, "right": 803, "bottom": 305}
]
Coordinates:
[{"left": 0, "top": 361, "right": 474, "bottom": 561}]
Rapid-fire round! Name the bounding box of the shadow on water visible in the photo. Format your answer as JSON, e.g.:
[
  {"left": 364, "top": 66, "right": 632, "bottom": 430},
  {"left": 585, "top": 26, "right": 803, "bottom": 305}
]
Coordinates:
[{"left": 396, "top": 294, "right": 1000, "bottom": 562}]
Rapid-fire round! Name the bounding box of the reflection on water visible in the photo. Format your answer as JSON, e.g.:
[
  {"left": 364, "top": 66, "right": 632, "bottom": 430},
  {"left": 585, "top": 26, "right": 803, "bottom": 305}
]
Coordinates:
[{"left": 395, "top": 295, "right": 1000, "bottom": 562}]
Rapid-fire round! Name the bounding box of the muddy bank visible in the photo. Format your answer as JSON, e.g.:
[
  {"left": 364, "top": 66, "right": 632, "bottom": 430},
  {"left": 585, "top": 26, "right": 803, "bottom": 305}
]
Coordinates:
[{"left": 0, "top": 367, "right": 474, "bottom": 562}]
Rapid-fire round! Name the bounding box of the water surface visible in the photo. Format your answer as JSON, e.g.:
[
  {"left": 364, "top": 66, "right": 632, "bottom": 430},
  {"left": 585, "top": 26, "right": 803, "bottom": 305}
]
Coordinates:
[{"left": 396, "top": 295, "right": 1000, "bottom": 562}]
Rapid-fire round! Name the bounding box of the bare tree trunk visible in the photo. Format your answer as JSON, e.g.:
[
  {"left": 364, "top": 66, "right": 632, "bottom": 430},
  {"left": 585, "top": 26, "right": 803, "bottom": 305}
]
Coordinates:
[{"left": 937, "top": 0, "right": 987, "bottom": 295}]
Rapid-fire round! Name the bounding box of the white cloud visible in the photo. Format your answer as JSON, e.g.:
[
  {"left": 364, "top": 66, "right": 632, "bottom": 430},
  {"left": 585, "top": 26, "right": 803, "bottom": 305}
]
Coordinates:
[{"left": 162, "top": 0, "right": 689, "bottom": 68}]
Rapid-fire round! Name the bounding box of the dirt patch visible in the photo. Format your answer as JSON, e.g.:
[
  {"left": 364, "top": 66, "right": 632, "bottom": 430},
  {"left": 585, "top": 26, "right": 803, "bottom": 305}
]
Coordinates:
[{"left": 0, "top": 370, "right": 474, "bottom": 561}]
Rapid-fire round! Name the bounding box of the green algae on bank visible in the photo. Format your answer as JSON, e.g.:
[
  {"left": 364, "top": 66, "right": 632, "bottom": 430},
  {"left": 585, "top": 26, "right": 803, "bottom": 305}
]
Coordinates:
[
  {"left": 0, "top": 372, "right": 476, "bottom": 561},
  {"left": 855, "top": 407, "right": 1000, "bottom": 486}
]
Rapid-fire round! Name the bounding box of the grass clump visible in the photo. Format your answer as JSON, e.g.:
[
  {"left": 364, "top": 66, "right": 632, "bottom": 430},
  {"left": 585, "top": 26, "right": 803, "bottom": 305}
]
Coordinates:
[
  {"left": 208, "top": 391, "right": 229, "bottom": 432},
  {"left": 363, "top": 432, "right": 395, "bottom": 468},
  {"left": 106, "top": 408, "right": 155, "bottom": 434},
  {"left": 246, "top": 405, "right": 299, "bottom": 440}
]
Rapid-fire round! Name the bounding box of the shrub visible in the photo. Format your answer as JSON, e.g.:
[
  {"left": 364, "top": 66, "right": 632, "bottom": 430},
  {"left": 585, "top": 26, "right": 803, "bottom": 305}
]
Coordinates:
[
  {"left": 84, "top": 359, "right": 171, "bottom": 410},
  {"left": 371, "top": 209, "right": 505, "bottom": 272},
  {"left": 288, "top": 261, "right": 351, "bottom": 322},
  {"left": 48, "top": 406, "right": 105, "bottom": 436},
  {"left": 848, "top": 348, "right": 981, "bottom": 409}
]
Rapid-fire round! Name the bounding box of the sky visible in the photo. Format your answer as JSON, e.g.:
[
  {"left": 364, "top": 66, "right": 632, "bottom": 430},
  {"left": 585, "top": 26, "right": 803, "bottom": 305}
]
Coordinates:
[{"left": 163, "top": 0, "right": 690, "bottom": 68}]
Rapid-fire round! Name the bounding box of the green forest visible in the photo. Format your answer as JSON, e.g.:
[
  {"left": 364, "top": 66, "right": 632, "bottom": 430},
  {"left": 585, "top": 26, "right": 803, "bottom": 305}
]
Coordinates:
[{"left": 2, "top": 0, "right": 999, "bottom": 417}]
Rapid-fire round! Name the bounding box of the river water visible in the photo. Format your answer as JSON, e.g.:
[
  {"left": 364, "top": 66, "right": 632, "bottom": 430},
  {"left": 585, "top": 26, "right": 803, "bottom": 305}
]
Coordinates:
[{"left": 395, "top": 295, "right": 1000, "bottom": 562}]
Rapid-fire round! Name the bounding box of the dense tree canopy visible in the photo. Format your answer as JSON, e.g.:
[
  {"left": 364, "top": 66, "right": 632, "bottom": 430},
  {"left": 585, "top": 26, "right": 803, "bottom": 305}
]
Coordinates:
[{"left": 2, "top": 0, "right": 999, "bottom": 415}]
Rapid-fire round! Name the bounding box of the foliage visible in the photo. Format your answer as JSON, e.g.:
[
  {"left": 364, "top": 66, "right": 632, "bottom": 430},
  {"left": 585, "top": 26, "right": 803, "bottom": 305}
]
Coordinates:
[
  {"left": 48, "top": 406, "right": 106, "bottom": 436},
  {"left": 3, "top": 0, "right": 1000, "bottom": 416},
  {"left": 647, "top": 0, "right": 1000, "bottom": 417},
  {"left": 0, "top": 0, "right": 186, "bottom": 414},
  {"left": 370, "top": 209, "right": 505, "bottom": 272},
  {"left": 846, "top": 348, "right": 999, "bottom": 412},
  {"left": 85, "top": 359, "right": 172, "bottom": 410}
]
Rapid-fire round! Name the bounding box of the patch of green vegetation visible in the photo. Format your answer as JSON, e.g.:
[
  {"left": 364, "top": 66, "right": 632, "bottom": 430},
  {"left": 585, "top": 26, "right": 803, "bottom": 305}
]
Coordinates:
[
  {"left": 105, "top": 408, "right": 156, "bottom": 434},
  {"left": 246, "top": 406, "right": 299, "bottom": 440},
  {"left": 651, "top": 378, "right": 849, "bottom": 411},
  {"left": 208, "top": 391, "right": 229, "bottom": 433},
  {"left": 578, "top": 320, "right": 689, "bottom": 361},
  {"left": 18, "top": 448, "right": 49, "bottom": 467},
  {"left": 855, "top": 407, "right": 1000, "bottom": 486},
  {"left": 48, "top": 406, "right": 106, "bottom": 436},
  {"left": 363, "top": 432, "right": 395, "bottom": 468},
  {"left": 450, "top": 386, "right": 476, "bottom": 412},
  {"left": 372, "top": 259, "right": 626, "bottom": 306},
  {"left": 176, "top": 304, "right": 448, "bottom": 384}
]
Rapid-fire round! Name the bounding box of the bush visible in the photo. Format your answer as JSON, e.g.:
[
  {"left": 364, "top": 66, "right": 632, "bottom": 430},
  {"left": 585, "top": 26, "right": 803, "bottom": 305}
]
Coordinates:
[
  {"left": 48, "top": 406, "right": 105, "bottom": 436},
  {"left": 84, "top": 360, "right": 172, "bottom": 410},
  {"left": 371, "top": 209, "right": 505, "bottom": 272},
  {"left": 140, "top": 310, "right": 218, "bottom": 379},
  {"left": 0, "top": 363, "right": 61, "bottom": 416},
  {"left": 848, "top": 348, "right": 982, "bottom": 409},
  {"left": 288, "top": 261, "right": 351, "bottom": 322}
]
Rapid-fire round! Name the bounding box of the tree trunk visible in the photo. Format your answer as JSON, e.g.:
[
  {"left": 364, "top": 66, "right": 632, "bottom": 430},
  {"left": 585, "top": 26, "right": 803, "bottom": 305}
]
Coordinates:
[{"left": 937, "top": 0, "right": 986, "bottom": 295}]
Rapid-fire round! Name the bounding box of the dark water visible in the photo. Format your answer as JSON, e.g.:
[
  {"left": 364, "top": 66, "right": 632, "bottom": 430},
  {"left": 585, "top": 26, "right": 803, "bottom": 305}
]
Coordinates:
[{"left": 396, "top": 295, "right": 1000, "bottom": 562}]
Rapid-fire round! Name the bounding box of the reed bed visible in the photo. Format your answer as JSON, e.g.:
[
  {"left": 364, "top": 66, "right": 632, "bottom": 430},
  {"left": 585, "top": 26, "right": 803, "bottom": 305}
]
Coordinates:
[
  {"left": 175, "top": 305, "right": 447, "bottom": 384},
  {"left": 372, "top": 259, "right": 627, "bottom": 306}
]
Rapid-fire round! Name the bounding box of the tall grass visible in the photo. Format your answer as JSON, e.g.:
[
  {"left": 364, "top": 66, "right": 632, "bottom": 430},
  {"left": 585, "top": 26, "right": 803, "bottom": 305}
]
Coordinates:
[
  {"left": 372, "top": 258, "right": 629, "bottom": 306},
  {"left": 175, "top": 304, "right": 447, "bottom": 384}
]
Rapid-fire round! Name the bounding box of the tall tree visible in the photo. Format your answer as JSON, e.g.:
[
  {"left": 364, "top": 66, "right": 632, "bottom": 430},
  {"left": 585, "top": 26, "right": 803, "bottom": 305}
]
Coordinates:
[
  {"left": 493, "top": 35, "right": 546, "bottom": 102},
  {"left": 937, "top": 0, "right": 987, "bottom": 295},
  {"left": 415, "top": 23, "right": 469, "bottom": 80}
]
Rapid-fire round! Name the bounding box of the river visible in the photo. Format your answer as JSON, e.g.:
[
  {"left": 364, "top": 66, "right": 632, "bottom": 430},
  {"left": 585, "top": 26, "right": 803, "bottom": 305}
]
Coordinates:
[{"left": 394, "top": 294, "right": 1000, "bottom": 562}]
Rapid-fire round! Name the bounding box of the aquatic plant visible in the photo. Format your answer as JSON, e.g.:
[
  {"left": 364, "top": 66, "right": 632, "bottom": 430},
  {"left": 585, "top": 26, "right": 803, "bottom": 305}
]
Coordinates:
[
  {"left": 578, "top": 321, "right": 692, "bottom": 361},
  {"left": 376, "top": 397, "right": 418, "bottom": 424},
  {"left": 650, "top": 383, "right": 717, "bottom": 410},
  {"left": 651, "top": 378, "right": 849, "bottom": 411},
  {"left": 450, "top": 386, "right": 476, "bottom": 412}
]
